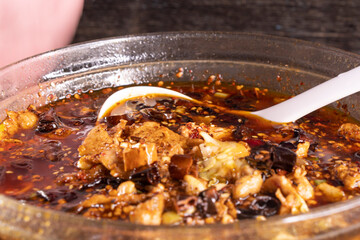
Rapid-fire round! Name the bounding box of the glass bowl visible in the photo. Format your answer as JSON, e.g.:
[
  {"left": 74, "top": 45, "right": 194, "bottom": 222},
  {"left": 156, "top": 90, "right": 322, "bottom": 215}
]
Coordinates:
[{"left": 0, "top": 32, "right": 360, "bottom": 240}]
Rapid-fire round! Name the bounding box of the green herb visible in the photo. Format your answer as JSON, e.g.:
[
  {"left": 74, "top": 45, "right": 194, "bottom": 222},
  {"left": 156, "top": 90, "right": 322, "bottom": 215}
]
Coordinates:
[
  {"left": 307, "top": 156, "right": 319, "bottom": 161},
  {"left": 314, "top": 179, "right": 326, "bottom": 186}
]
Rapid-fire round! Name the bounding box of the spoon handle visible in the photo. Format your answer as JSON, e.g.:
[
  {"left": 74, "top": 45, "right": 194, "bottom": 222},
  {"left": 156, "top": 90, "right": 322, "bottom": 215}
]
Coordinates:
[{"left": 253, "top": 66, "right": 360, "bottom": 123}]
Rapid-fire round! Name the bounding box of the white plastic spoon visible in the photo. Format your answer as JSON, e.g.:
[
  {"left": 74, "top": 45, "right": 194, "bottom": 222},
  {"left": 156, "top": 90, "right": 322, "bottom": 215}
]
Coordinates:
[{"left": 98, "top": 66, "right": 360, "bottom": 123}]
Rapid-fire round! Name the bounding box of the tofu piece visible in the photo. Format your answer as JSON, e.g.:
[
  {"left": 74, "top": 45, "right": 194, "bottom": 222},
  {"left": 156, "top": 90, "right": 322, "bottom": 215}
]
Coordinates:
[
  {"left": 184, "top": 175, "right": 206, "bottom": 195},
  {"left": 130, "top": 194, "right": 164, "bottom": 225},
  {"left": 123, "top": 143, "right": 157, "bottom": 171}
]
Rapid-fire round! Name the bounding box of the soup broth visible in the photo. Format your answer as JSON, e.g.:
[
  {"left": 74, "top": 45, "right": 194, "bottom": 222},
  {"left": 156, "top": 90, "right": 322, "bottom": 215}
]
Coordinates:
[{"left": 0, "top": 80, "right": 359, "bottom": 225}]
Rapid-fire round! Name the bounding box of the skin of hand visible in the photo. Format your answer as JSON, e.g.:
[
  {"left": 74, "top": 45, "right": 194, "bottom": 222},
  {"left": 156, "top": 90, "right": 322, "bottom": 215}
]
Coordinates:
[{"left": 0, "top": 0, "right": 84, "bottom": 68}]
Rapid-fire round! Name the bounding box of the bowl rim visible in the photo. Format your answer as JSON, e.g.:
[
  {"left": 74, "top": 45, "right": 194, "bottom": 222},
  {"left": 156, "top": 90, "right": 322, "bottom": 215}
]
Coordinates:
[
  {"left": 1, "top": 31, "right": 360, "bottom": 235},
  {"left": 2, "top": 31, "right": 360, "bottom": 71}
]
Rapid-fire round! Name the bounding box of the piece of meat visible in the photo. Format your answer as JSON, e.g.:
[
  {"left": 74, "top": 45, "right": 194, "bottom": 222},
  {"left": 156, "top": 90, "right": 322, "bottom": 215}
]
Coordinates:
[
  {"left": 179, "top": 122, "right": 233, "bottom": 141},
  {"left": 233, "top": 170, "right": 263, "bottom": 199},
  {"left": 77, "top": 155, "right": 95, "bottom": 170},
  {"left": 295, "top": 141, "right": 310, "bottom": 158},
  {"left": 262, "top": 174, "right": 309, "bottom": 214},
  {"left": 208, "top": 126, "right": 234, "bottom": 141},
  {"left": 78, "top": 121, "right": 161, "bottom": 175},
  {"left": 77, "top": 124, "right": 116, "bottom": 171},
  {"left": 98, "top": 149, "right": 123, "bottom": 176},
  {"left": 179, "top": 122, "right": 202, "bottom": 139},
  {"left": 0, "top": 116, "right": 18, "bottom": 139},
  {"left": 122, "top": 143, "right": 157, "bottom": 171},
  {"left": 81, "top": 194, "right": 115, "bottom": 208},
  {"left": 0, "top": 110, "right": 38, "bottom": 139},
  {"left": 316, "top": 182, "right": 345, "bottom": 203},
  {"left": 291, "top": 167, "right": 314, "bottom": 200},
  {"left": 17, "top": 110, "right": 39, "bottom": 129},
  {"left": 117, "top": 181, "right": 136, "bottom": 195},
  {"left": 332, "top": 165, "right": 360, "bottom": 190},
  {"left": 109, "top": 119, "right": 127, "bottom": 144},
  {"left": 130, "top": 121, "right": 187, "bottom": 156},
  {"left": 338, "top": 123, "right": 360, "bottom": 142},
  {"left": 78, "top": 124, "right": 113, "bottom": 156},
  {"left": 129, "top": 194, "right": 164, "bottom": 225}
]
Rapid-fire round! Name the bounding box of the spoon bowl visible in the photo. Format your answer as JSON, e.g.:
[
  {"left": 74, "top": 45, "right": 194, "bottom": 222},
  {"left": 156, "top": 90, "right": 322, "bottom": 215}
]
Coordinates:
[{"left": 98, "top": 66, "right": 360, "bottom": 123}]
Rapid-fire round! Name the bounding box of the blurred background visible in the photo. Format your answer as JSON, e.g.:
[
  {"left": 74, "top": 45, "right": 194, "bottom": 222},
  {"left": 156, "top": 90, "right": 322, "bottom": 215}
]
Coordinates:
[
  {"left": 73, "top": 0, "right": 360, "bottom": 54},
  {"left": 1, "top": 0, "right": 359, "bottom": 68}
]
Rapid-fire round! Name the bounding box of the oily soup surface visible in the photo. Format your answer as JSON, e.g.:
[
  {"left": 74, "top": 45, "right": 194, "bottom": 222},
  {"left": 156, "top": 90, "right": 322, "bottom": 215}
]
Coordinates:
[{"left": 0, "top": 81, "right": 360, "bottom": 225}]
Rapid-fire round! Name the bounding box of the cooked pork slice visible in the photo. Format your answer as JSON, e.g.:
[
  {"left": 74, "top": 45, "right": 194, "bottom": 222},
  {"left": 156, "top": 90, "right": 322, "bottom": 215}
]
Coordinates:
[
  {"left": 338, "top": 123, "right": 360, "bottom": 142},
  {"left": 78, "top": 123, "right": 113, "bottom": 156},
  {"left": 98, "top": 149, "right": 123, "bottom": 176},
  {"left": 109, "top": 119, "right": 127, "bottom": 143},
  {"left": 0, "top": 110, "right": 38, "bottom": 139},
  {"left": 233, "top": 170, "right": 263, "bottom": 199},
  {"left": 291, "top": 167, "right": 314, "bottom": 200},
  {"left": 130, "top": 121, "right": 187, "bottom": 156},
  {"left": 332, "top": 164, "right": 360, "bottom": 190},
  {"left": 295, "top": 141, "right": 310, "bottom": 158},
  {"left": 262, "top": 174, "right": 309, "bottom": 214},
  {"left": 316, "top": 183, "right": 345, "bottom": 203}
]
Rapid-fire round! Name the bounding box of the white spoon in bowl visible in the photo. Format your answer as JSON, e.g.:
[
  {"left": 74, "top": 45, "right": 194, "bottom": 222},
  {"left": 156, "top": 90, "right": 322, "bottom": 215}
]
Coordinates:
[{"left": 98, "top": 66, "right": 360, "bottom": 123}]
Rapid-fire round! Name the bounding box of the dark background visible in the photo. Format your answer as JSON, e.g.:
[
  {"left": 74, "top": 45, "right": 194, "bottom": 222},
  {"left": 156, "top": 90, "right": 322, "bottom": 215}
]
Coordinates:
[{"left": 73, "top": 0, "right": 360, "bottom": 54}]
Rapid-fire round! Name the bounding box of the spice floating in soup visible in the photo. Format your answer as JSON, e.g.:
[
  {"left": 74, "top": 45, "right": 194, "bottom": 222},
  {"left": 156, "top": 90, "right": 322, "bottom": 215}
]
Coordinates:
[{"left": 0, "top": 81, "right": 360, "bottom": 225}]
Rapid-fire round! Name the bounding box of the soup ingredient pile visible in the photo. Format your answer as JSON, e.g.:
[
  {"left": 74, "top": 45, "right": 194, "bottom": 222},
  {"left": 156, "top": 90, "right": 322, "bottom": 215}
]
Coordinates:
[{"left": 0, "top": 82, "right": 360, "bottom": 225}]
